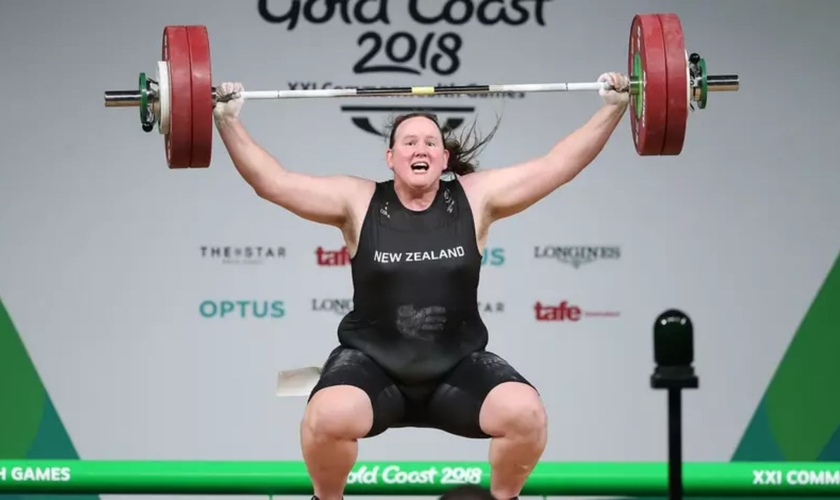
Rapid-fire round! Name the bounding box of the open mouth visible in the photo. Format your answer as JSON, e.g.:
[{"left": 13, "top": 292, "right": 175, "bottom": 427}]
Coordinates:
[{"left": 410, "top": 162, "right": 429, "bottom": 172}]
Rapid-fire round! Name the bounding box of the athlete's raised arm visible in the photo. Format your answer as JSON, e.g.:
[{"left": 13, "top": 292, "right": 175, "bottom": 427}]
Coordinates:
[
  {"left": 468, "top": 72, "right": 629, "bottom": 223},
  {"left": 213, "top": 82, "right": 375, "bottom": 229}
]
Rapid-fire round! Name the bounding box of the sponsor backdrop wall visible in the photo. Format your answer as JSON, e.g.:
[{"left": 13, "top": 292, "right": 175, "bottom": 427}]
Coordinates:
[{"left": 1, "top": 0, "right": 840, "bottom": 499}]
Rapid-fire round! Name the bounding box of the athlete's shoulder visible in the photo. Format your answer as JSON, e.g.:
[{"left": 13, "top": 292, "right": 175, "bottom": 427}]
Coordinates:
[
  {"left": 371, "top": 178, "right": 395, "bottom": 197},
  {"left": 450, "top": 172, "right": 478, "bottom": 188},
  {"left": 442, "top": 175, "right": 473, "bottom": 199}
]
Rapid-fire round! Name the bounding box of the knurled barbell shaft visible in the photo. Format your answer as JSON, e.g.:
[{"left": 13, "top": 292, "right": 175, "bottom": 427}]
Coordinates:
[
  {"left": 104, "top": 81, "right": 617, "bottom": 107},
  {"left": 236, "top": 82, "right": 613, "bottom": 100},
  {"left": 103, "top": 75, "right": 739, "bottom": 108}
]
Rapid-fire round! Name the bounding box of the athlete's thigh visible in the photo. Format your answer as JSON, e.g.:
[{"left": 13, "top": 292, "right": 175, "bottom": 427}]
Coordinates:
[
  {"left": 310, "top": 346, "right": 406, "bottom": 437},
  {"left": 425, "top": 350, "right": 535, "bottom": 438}
]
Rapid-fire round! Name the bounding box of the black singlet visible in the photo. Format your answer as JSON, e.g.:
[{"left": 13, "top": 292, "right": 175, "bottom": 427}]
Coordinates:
[{"left": 336, "top": 177, "right": 489, "bottom": 384}]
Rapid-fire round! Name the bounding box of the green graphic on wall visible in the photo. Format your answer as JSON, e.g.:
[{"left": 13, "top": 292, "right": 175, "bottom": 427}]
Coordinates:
[
  {"left": 0, "top": 297, "right": 97, "bottom": 500},
  {"left": 734, "top": 249, "right": 840, "bottom": 463},
  {"left": 629, "top": 250, "right": 840, "bottom": 500},
  {"left": 717, "top": 250, "right": 840, "bottom": 500}
]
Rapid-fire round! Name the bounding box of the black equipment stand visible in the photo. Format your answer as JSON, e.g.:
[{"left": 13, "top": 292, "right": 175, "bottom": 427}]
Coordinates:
[{"left": 651, "top": 310, "right": 699, "bottom": 500}]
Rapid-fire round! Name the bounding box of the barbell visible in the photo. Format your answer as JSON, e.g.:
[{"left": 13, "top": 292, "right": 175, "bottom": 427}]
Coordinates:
[{"left": 103, "top": 14, "right": 739, "bottom": 169}]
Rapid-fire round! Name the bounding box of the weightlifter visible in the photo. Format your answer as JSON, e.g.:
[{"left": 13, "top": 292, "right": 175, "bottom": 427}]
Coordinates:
[{"left": 212, "top": 71, "right": 630, "bottom": 500}]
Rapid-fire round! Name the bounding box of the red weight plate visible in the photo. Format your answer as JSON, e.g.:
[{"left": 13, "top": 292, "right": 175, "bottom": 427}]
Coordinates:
[
  {"left": 162, "top": 26, "right": 193, "bottom": 169},
  {"left": 658, "top": 13, "right": 689, "bottom": 155},
  {"left": 628, "top": 14, "right": 668, "bottom": 156},
  {"left": 186, "top": 26, "right": 213, "bottom": 168}
]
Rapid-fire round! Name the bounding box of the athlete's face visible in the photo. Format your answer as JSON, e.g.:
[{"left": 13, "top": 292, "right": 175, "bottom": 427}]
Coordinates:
[{"left": 387, "top": 116, "right": 449, "bottom": 189}]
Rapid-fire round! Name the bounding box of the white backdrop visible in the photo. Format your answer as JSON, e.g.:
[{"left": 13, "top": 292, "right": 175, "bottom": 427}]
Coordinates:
[{"left": 1, "top": 0, "right": 840, "bottom": 497}]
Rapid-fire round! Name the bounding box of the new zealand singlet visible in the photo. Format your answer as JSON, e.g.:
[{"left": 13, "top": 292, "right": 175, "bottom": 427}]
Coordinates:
[{"left": 336, "top": 177, "right": 489, "bottom": 384}]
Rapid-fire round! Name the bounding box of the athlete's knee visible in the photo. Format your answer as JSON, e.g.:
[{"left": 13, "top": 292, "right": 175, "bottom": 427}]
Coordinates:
[
  {"left": 480, "top": 382, "right": 547, "bottom": 438},
  {"left": 303, "top": 385, "right": 374, "bottom": 440}
]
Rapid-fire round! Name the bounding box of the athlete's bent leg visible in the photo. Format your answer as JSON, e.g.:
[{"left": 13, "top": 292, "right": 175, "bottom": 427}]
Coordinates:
[
  {"left": 425, "top": 351, "right": 546, "bottom": 500},
  {"left": 301, "top": 385, "right": 372, "bottom": 500},
  {"left": 479, "top": 382, "right": 547, "bottom": 499},
  {"left": 301, "top": 347, "right": 406, "bottom": 500}
]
